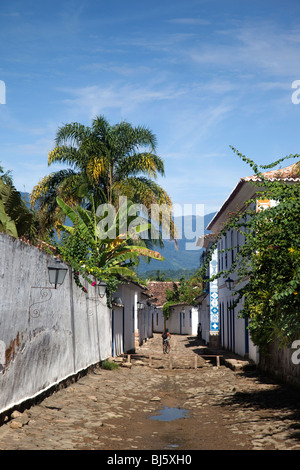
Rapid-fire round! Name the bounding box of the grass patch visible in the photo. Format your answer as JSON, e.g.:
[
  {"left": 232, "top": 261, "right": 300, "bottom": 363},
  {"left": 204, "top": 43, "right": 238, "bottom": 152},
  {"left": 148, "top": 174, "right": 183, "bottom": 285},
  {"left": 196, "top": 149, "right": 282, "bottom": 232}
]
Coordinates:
[{"left": 101, "top": 359, "right": 120, "bottom": 370}]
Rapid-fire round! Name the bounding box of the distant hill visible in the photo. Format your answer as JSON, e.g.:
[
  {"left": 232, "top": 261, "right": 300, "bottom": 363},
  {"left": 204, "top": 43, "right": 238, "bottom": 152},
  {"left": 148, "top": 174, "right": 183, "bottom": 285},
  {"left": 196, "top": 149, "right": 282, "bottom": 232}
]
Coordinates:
[
  {"left": 20, "top": 192, "right": 31, "bottom": 208},
  {"left": 137, "top": 267, "right": 199, "bottom": 281},
  {"left": 136, "top": 212, "right": 216, "bottom": 276}
]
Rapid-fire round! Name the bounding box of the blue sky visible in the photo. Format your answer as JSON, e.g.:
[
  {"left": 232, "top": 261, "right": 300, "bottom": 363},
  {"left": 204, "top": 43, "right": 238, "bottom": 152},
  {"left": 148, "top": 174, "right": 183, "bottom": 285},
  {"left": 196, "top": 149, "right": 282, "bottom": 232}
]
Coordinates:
[{"left": 1, "top": 0, "right": 300, "bottom": 216}]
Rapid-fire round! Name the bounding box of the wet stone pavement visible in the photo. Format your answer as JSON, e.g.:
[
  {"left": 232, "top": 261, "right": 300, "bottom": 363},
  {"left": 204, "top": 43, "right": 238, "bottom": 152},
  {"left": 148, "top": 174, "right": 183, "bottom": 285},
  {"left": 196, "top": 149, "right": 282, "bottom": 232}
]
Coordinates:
[{"left": 1, "top": 334, "right": 300, "bottom": 451}]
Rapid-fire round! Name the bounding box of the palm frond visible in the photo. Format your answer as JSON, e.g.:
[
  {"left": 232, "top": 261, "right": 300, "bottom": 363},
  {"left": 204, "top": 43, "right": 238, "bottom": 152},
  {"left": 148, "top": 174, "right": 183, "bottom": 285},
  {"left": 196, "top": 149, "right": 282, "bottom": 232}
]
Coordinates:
[
  {"left": 55, "top": 122, "right": 91, "bottom": 147},
  {"left": 116, "top": 152, "right": 165, "bottom": 179},
  {"left": 48, "top": 145, "right": 87, "bottom": 169}
]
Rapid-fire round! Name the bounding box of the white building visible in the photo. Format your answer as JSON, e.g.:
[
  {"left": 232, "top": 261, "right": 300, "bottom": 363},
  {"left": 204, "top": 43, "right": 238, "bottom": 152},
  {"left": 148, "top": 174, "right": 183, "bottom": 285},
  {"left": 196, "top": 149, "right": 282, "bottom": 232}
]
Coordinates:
[
  {"left": 198, "top": 163, "right": 300, "bottom": 363},
  {"left": 147, "top": 281, "right": 199, "bottom": 336},
  {"left": 111, "top": 281, "right": 153, "bottom": 357}
]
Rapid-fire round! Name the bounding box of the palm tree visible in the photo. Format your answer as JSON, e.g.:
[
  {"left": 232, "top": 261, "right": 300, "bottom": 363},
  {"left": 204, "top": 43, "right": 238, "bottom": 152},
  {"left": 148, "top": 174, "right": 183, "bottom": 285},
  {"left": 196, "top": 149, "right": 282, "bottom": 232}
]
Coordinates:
[{"left": 31, "top": 116, "right": 175, "bottom": 240}]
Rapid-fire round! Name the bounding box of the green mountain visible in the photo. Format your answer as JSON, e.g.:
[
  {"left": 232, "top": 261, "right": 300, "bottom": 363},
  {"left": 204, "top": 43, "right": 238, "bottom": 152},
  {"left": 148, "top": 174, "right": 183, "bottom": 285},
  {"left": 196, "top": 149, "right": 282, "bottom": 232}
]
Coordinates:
[{"left": 136, "top": 212, "right": 216, "bottom": 277}]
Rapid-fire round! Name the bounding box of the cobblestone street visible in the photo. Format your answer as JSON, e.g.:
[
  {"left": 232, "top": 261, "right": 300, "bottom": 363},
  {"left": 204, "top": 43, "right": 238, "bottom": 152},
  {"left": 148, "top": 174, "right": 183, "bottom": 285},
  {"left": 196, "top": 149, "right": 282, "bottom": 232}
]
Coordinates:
[{"left": 1, "top": 334, "right": 300, "bottom": 451}]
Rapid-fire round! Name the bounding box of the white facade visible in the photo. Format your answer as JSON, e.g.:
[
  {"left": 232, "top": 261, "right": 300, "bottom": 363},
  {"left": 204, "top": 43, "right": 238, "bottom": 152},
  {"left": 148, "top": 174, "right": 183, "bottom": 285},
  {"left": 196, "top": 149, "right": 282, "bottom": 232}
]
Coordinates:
[
  {"left": 138, "top": 293, "right": 153, "bottom": 344},
  {"left": 197, "top": 295, "right": 210, "bottom": 345},
  {"left": 197, "top": 216, "right": 259, "bottom": 360},
  {"left": 112, "top": 282, "right": 153, "bottom": 355},
  {"left": 216, "top": 227, "right": 262, "bottom": 362},
  {"left": 113, "top": 283, "right": 135, "bottom": 354},
  {"left": 111, "top": 305, "right": 124, "bottom": 357},
  {"left": 152, "top": 307, "right": 165, "bottom": 333},
  {"left": 152, "top": 304, "right": 199, "bottom": 335},
  {"left": 199, "top": 175, "right": 284, "bottom": 363},
  {"left": 211, "top": 206, "right": 259, "bottom": 362},
  {"left": 198, "top": 235, "right": 257, "bottom": 359}
]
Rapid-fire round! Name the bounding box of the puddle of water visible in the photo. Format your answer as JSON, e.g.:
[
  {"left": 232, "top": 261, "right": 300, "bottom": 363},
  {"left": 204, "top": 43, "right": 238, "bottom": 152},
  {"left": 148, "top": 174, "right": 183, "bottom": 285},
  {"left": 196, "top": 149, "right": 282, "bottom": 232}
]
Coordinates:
[{"left": 149, "top": 407, "right": 189, "bottom": 422}]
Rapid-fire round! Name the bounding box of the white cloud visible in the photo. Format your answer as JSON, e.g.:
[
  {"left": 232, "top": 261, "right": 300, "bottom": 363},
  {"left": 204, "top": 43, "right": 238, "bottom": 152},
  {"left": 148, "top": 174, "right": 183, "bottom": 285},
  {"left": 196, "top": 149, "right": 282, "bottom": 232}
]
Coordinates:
[
  {"left": 60, "top": 82, "right": 186, "bottom": 120},
  {"left": 188, "top": 21, "right": 300, "bottom": 78}
]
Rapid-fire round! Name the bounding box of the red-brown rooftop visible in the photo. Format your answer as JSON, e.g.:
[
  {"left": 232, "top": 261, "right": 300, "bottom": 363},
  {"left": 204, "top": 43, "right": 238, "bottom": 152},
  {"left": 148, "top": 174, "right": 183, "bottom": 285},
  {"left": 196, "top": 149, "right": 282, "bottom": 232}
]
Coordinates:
[
  {"left": 146, "top": 281, "right": 178, "bottom": 308},
  {"left": 243, "top": 162, "right": 300, "bottom": 182}
]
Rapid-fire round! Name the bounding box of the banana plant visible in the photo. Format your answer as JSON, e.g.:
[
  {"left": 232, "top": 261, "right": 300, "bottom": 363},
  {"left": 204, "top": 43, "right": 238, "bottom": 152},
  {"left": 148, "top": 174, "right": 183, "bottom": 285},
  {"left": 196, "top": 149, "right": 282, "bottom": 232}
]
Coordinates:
[
  {"left": 0, "top": 199, "right": 18, "bottom": 238},
  {"left": 0, "top": 179, "right": 34, "bottom": 239},
  {"left": 56, "top": 197, "right": 164, "bottom": 296}
]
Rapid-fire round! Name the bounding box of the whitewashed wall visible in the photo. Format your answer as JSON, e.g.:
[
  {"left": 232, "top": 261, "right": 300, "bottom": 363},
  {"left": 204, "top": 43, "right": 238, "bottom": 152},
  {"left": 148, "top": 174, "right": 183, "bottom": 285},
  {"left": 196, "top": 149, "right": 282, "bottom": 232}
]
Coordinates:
[
  {"left": 166, "top": 305, "right": 198, "bottom": 335},
  {"left": 0, "top": 233, "right": 111, "bottom": 415},
  {"left": 111, "top": 306, "right": 124, "bottom": 357},
  {"left": 198, "top": 299, "right": 210, "bottom": 344},
  {"left": 114, "top": 283, "right": 153, "bottom": 351},
  {"left": 152, "top": 305, "right": 198, "bottom": 335},
  {"left": 114, "top": 283, "right": 135, "bottom": 353},
  {"left": 137, "top": 303, "right": 152, "bottom": 345},
  {"left": 217, "top": 227, "right": 259, "bottom": 362},
  {"left": 152, "top": 307, "right": 165, "bottom": 333}
]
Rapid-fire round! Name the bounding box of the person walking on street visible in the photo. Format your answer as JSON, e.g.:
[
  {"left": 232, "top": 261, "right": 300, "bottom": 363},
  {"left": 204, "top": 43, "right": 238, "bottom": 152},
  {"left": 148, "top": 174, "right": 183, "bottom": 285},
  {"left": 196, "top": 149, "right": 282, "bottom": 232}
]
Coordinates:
[
  {"left": 197, "top": 323, "right": 202, "bottom": 341},
  {"left": 162, "top": 329, "right": 171, "bottom": 353}
]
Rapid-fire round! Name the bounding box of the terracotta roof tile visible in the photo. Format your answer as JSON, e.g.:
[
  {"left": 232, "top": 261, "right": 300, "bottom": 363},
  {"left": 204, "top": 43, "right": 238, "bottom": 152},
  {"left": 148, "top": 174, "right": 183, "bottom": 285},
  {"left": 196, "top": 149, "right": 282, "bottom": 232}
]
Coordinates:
[
  {"left": 146, "top": 281, "right": 179, "bottom": 307},
  {"left": 243, "top": 162, "right": 300, "bottom": 181}
]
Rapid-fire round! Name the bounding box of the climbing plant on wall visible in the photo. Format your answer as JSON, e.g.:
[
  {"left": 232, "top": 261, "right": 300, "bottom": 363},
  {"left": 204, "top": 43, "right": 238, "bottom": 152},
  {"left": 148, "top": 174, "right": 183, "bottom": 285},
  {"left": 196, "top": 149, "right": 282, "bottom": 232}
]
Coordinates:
[{"left": 198, "top": 148, "right": 300, "bottom": 351}]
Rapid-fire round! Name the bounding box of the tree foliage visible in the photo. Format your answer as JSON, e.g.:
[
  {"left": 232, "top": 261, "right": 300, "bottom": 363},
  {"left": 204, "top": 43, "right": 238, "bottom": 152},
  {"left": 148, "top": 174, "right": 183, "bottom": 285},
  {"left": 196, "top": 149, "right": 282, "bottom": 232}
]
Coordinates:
[
  {"left": 56, "top": 196, "right": 164, "bottom": 303},
  {"left": 199, "top": 148, "right": 300, "bottom": 351},
  {"left": 0, "top": 163, "right": 36, "bottom": 239},
  {"left": 162, "top": 277, "right": 203, "bottom": 318}
]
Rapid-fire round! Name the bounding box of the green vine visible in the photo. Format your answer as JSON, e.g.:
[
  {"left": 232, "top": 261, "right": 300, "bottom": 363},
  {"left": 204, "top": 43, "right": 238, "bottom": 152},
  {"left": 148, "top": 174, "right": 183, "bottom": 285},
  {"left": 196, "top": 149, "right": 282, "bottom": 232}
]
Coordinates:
[
  {"left": 198, "top": 147, "right": 300, "bottom": 352},
  {"left": 162, "top": 278, "right": 203, "bottom": 319}
]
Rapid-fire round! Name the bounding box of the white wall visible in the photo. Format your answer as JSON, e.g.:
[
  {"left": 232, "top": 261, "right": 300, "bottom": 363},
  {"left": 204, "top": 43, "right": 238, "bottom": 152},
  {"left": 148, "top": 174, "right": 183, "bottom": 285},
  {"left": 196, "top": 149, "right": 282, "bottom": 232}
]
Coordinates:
[
  {"left": 198, "top": 298, "right": 210, "bottom": 344},
  {"left": 217, "top": 228, "right": 259, "bottom": 362},
  {"left": 111, "top": 306, "right": 124, "bottom": 357},
  {"left": 114, "top": 284, "right": 135, "bottom": 353},
  {"left": 151, "top": 305, "right": 198, "bottom": 335},
  {"left": 114, "top": 283, "right": 153, "bottom": 352},
  {"left": 0, "top": 233, "right": 111, "bottom": 415},
  {"left": 152, "top": 307, "right": 165, "bottom": 333},
  {"left": 138, "top": 303, "right": 152, "bottom": 345}
]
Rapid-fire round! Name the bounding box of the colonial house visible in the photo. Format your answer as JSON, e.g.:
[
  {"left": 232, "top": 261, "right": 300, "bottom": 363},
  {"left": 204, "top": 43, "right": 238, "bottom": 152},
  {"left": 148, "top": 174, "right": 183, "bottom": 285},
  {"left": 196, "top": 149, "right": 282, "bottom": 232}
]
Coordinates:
[
  {"left": 197, "top": 163, "right": 300, "bottom": 363},
  {"left": 111, "top": 280, "right": 152, "bottom": 356},
  {"left": 146, "top": 281, "right": 199, "bottom": 336}
]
